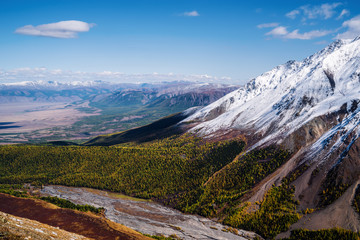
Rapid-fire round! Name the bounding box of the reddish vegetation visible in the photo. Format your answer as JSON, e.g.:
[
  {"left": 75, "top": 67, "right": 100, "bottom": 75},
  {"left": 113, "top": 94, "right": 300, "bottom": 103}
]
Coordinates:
[{"left": 0, "top": 193, "right": 150, "bottom": 240}]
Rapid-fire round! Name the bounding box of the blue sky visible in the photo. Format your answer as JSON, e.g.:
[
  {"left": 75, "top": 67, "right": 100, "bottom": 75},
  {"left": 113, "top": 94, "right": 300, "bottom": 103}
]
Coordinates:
[{"left": 1, "top": 0, "right": 360, "bottom": 84}]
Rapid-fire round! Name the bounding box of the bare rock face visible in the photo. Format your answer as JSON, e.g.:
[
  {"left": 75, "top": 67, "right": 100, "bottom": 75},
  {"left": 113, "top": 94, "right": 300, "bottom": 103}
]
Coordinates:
[{"left": 281, "top": 115, "right": 330, "bottom": 153}]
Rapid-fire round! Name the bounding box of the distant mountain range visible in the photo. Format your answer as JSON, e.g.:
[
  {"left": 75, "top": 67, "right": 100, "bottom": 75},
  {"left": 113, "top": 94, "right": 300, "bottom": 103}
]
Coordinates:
[
  {"left": 0, "top": 80, "right": 238, "bottom": 107},
  {"left": 93, "top": 82, "right": 238, "bottom": 110},
  {"left": 0, "top": 80, "right": 122, "bottom": 103},
  {"left": 0, "top": 80, "right": 238, "bottom": 143}
]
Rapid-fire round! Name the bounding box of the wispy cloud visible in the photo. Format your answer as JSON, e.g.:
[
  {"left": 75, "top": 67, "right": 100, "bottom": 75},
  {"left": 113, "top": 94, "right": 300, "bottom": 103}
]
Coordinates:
[
  {"left": 336, "top": 9, "right": 350, "bottom": 20},
  {"left": 286, "top": 10, "right": 300, "bottom": 19},
  {"left": 257, "top": 22, "right": 279, "bottom": 29},
  {"left": 266, "top": 26, "right": 332, "bottom": 40},
  {"left": 336, "top": 15, "right": 360, "bottom": 39},
  {"left": 15, "top": 20, "right": 95, "bottom": 38},
  {"left": 265, "top": 26, "right": 288, "bottom": 36},
  {"left": 286, "top": 3, "right": 342, "bottom": 20},
  {"left": 182, "top": 11, "right": 200, "bottom": 17},
  {"left": 261, "top": 3, "right": 347, "bottom": 41},
  {"left": 286, "top": 29, "right": 332, "bottom": 40}
]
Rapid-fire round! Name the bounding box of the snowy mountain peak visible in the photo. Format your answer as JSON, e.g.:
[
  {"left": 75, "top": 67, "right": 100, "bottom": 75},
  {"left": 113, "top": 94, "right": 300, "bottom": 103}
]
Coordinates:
[{"left": 184, "top": 36, "right": 360, "bottom": 152}]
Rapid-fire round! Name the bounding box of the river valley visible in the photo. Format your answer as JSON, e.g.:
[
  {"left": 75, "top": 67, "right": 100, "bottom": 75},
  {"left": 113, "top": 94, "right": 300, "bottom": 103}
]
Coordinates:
[{"left": 41, "top": 185, "right": 256, "bottom": 240}]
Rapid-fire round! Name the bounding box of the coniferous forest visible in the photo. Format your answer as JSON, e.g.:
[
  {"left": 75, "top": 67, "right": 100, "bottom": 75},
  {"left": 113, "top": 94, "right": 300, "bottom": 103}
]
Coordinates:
[{"left": 0, "top": 135, "right": 359, "bottom": 239}]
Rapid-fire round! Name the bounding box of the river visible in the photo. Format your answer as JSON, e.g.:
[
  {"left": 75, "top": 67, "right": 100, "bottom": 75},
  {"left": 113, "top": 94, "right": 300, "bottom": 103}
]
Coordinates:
[{"left": 41, "top": 185, "right": 256, "bottom": 240}]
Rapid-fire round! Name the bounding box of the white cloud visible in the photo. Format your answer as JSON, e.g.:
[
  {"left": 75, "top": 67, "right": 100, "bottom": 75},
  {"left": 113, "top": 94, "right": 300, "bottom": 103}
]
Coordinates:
[
  {"left": 336, "top": 15, "right": 360, "bottom": 39},
  {"left": 286, "top": 10, "right": 300, "bottom": 19},
  {"left": 265, "top": 25, "right": 332, "bottom": 40},
  {"left": 257, "top": 22, "right": 279, "bottom": 29},
  {"left": 266, "top": 26, "right": 288, "bottom": 36},
  {"left": 15, "top": 20, "right": 95, "bottom": 38},
  {"left": 301, "top": 3, "right": 341, "bottom": 19},
  {"left": 182, "top": 11, "right": 200, "bottom": 17},
  {"left": 336, "top": 9, "right": 350, "bottom": 20},
  {"left": 286, "top": 29, "right": 332, "bottom": 40},
  {"left": 287, "top": 3, "right": 342, "bottom": 20},
  {"left": 318, "top": 3, "right": 342, "bottom": 19}
]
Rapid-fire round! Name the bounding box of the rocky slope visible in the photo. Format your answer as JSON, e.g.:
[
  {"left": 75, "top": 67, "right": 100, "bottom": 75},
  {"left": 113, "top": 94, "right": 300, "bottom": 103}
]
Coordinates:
[
  {"left": 0, "top": 211, "right": 89, "bottom": 240},
  {"left": 182, "top": 36, "right": 360, "bottom": 232}
]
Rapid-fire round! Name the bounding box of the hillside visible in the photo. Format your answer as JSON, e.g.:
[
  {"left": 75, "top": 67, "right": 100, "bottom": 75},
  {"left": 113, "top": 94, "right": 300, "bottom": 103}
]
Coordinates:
[
  {"left": 84, "top": 110, "right": 196, "bottom": 146},
  {"left": 0, "top": 194, "right": 151, "bottom": 240},
  {"left": 0, "top": 211, "right": 89, "bottom": 240},
  {"left": 181, "top": 36, "right": 360, "bottom": 233},
  {"left": 0, "top": 136, "right": 255, "bottom": 239}
]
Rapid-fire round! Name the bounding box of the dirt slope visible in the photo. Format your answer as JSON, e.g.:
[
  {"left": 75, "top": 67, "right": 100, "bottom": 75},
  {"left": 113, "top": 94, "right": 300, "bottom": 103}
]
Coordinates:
[
  {"left": 277, "top": 180, "right": 360, "bottom": 238},
  {"left": 0, "top": 211, "right": 89, "bottom": 239},
  {"left": 0, "top": 193, "right": 151, "bottom": 240}
]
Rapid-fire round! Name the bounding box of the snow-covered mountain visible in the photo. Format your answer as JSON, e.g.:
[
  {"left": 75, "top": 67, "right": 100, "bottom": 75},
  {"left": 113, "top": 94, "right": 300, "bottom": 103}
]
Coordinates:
[
  {"left": 185, "top": 36, "right": 360, "bottom": 146},
  {"left": 182, "top": 36, "right": 360, "bottom": 232}
]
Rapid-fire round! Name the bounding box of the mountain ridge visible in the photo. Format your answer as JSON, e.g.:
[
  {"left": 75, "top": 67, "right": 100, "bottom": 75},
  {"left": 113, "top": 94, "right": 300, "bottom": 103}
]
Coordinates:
[
  {"left": 184, "top": 37, "right": 360, "bottom": 145},
  {"left": 179, "top": 36, "right": 360, "bottom": 233}
]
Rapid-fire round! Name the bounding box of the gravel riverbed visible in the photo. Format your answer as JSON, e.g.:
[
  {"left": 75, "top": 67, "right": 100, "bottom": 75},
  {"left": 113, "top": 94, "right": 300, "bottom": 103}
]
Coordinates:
[{"left": 41, "top": 185, "right": 256, "bottom": 240}]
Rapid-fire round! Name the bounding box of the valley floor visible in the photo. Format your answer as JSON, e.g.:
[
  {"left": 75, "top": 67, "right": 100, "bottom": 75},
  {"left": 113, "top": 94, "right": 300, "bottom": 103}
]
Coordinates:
[
  {"left": 0, "top": 101, "right": 99, "bottom": 144},
  {"left": 40, "top": 185, "right": 256, "bottom": 240}
]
